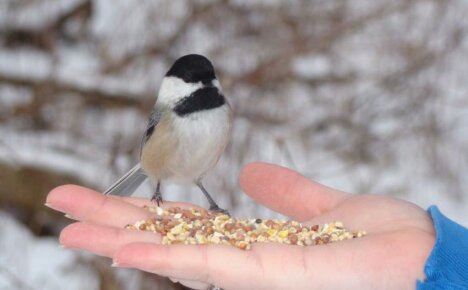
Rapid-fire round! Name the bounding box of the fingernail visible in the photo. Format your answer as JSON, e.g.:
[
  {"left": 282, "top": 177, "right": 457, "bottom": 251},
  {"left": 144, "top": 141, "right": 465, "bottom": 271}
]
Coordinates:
[
  {"left": 59, "top": 244, "right": 68, "bottom": 249},
  {"left": 64, "top": 214, "right": 75, "bottom": 220},
  {"left": 44, "top": 202, "right": 59, "bottom": 211},
  {"left": 111, "top": 260, "right": 130, "bottom": 268},
  {"left": 169, "top": 277, "right": 179, "bottom": 283}
]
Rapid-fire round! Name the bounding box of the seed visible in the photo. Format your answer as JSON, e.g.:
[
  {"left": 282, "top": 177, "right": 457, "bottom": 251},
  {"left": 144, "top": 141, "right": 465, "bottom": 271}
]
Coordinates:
[
  {"left": 153, "top": 206, "right": 162, "bottom": 215},
  {"left": 267, "top": 229, "right": 277, "bottom": 236},
  {"left": 278, "top": 230, "right": 289, "bottom": 239},
  {"left": 289, "top": 234, "right": 298, "bottom": 244},
  {"left": 196, "top": 234, "right": 207, "bottom": 244},
  {"left": 127, "top": 206, "right": 366, "bottom": 250},
  {"left": 272, "top": 223, "right": 281, "bottom": 230},
  {"left": 224, "top": 223, "right": 235, "bottom": 231},
  {"left": 265, "top": 220, "right": 275, "bottom": 227},
  {"left": 236, "top": 232, "right": 245, "bottom": 240},
  {"left": 171, "top": 223, "right": 184, "bottom": 235},
  {"left": 257, "top": 235, "right": 267, "bottom": 242},
  {"left": 242, "top": 225, "right": 252, "bottom": 232},
  {"left": 199, "top": 209, "right": 208, "bottom": 218},
  {"left": 237, "top": 241, "right": 249, "bottom": 250},
  {"left": 330, "top": 233, "right": 339, "bottom": 241},
  {"left": 321, "top": 234, "right": 330, "bottom": 243},
  {"left": 183, "top": 211, "right": 196, "bottom": 219}
]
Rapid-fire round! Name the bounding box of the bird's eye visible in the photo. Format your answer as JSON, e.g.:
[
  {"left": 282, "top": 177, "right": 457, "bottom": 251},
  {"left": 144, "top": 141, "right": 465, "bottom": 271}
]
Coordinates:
[{"left": 184, "top": 71, "right": 193, "bottom": 81}]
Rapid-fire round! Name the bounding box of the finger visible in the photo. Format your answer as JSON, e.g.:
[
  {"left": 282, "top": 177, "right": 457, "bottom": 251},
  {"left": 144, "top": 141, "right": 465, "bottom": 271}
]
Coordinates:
[
  {"left": 46, "top": 185, "right": 152, "bottom": 227},
  {"left": 169, "top": 277, "right": 210, "bottom": 290},
  {"left": 113, "top": 242, "right": 323, "bottom": 290},
  {"left": 59, "top": 222, "right": 161, "bottom": 257},
  {"left": 239, "top": 162, "right": 349, "bottom": 221},
  {"left": 113, "top": 243, "right": 263, "bottom": 289}
]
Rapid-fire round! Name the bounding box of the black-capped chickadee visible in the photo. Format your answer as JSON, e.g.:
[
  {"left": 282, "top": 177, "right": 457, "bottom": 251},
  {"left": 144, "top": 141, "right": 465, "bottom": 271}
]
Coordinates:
[{"left": 104, "top": 54, "right": 232, "bottom": 214}]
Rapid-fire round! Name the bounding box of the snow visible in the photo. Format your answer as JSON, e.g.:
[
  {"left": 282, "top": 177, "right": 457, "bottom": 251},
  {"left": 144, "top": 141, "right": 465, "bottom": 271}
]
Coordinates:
[
  {"left": 292, "top": 55, "right": 332, "bottom": 79},
  {"left": 0, "top": 211, "right": 99, "bottom": 290},
  {"left": 0, "top": 49, "right": 53, "bottom": 80},
  {"left": 0, "top": 85, "right": 33, "bottom": 110},
  {"left": 0, "top": 0, "right": 86, "bottom": 31}
]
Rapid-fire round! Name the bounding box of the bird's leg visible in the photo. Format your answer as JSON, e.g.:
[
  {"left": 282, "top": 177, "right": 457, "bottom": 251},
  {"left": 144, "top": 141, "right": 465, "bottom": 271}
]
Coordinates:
[
  {"left": 196, "top": 180, "right": 229, "bottom": 215},
  {"left": 151, "top": 181, "right": 163, "bottom": 206}
]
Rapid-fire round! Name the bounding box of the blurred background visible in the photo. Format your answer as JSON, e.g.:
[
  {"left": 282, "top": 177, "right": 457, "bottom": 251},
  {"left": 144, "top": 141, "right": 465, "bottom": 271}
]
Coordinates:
[{"left": 0, "top": 0, "right": 467, "bottom": 289}]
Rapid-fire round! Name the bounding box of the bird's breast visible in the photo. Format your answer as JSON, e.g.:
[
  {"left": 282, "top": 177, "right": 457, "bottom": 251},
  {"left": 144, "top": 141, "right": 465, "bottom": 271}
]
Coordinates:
[{"left": 141, "top": 105, "right": 231, "bottom": 183}]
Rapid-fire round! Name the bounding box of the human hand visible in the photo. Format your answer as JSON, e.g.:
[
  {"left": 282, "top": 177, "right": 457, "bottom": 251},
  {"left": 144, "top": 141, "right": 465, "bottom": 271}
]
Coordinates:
[{"left": 45, "top": 162, "right": 435, "bottom": 290}]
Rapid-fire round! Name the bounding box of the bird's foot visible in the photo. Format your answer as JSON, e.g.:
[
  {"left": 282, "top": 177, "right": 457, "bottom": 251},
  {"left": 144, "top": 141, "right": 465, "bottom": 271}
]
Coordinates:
[
  {"left": 209, "top": 206, "right": 230, "bottom": 216},
  {"left": 151, "top": 194, "right": 163, "bottom": 207}
]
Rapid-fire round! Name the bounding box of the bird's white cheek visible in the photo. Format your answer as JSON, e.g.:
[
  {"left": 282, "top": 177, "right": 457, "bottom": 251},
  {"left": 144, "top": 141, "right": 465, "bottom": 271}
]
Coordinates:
[
  {"left": 157, "top": 76, "right": 203, "bottom": 107},
  {"left": 212, "top": 79, "right": 222, "bottom": 90}
]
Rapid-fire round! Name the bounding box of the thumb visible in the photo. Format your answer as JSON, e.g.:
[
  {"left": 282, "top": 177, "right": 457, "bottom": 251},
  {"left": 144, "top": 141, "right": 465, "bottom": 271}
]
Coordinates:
[{"left": 239, "top": 162, "right": 349, "bottom": 221}]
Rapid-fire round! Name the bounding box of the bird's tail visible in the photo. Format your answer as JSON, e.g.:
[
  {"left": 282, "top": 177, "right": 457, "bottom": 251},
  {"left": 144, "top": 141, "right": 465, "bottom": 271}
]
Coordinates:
[{"left": 104, "top": 163, "right": 147, "bottom": 196}]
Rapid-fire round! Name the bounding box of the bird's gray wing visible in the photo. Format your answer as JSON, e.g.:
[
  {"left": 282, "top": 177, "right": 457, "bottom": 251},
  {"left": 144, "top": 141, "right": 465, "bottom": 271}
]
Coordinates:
[
  {"left": 105, "top": 105, "right": 167, "bottom": 196},
  {"left": 104, "top": 163, "right": 147, "bottom": 196},
  {"left": 140, "top": 105, "right": 165, "bottom": 156},
  {"left": 105, "top": 105, "right": 166, "bottom": 196}
]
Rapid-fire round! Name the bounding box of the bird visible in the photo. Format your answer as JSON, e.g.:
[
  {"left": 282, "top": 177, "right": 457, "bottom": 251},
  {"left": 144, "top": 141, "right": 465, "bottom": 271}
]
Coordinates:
[{"left": 104, "top": 54, "right": 232, "bottom": 214}]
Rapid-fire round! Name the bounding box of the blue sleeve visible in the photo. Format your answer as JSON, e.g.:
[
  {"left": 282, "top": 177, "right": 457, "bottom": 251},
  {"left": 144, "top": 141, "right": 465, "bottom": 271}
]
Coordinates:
[{"left": 416, "top": 206, "right": 468, "bottom": 290}]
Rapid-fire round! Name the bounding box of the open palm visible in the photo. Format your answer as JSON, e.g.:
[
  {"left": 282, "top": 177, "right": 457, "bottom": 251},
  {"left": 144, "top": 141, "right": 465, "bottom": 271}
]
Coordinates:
[{"left": 46, "top": 162, "right": 435, "bottom": 290}]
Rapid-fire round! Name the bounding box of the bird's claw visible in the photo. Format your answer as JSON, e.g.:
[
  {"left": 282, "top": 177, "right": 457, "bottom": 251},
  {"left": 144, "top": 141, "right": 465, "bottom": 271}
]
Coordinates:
[
  {"left": 209, "top": 206, "right": 230, "bottom": 216},
  {"left": 151, "top": 195, "right": 163, "bottom": 207}
]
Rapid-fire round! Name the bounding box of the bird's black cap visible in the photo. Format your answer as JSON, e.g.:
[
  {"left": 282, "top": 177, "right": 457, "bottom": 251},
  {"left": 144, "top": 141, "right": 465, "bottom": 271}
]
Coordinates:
[{"left": 166, "top": 54, "right": 216, "bottom": 85}]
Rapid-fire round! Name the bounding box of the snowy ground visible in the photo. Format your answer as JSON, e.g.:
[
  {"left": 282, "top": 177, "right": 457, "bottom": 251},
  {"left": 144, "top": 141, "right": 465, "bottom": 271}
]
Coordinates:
[{"left": 0, "top": 211, "right": 100, "bottom": 290}]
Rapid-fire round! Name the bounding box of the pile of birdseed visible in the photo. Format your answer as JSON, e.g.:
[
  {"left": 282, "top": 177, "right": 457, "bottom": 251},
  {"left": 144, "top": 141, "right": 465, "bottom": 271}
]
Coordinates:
[{"left": 125, "top": 206, "right": 367, "bottom": 250}]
